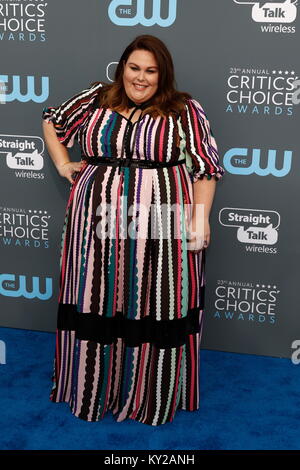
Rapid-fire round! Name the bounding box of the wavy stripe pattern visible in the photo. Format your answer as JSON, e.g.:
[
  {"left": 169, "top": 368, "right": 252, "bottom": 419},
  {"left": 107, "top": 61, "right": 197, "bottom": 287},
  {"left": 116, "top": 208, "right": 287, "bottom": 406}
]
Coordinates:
[{"left": 42, "top": 82, "right": 224, "bottom": 426}]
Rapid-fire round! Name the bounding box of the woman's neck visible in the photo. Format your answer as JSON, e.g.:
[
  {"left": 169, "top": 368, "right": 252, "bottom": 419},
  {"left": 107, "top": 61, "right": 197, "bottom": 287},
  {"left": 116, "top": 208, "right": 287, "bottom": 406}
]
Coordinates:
[{"left": 126, "top": 96, "right": 153, "bottom": 110}]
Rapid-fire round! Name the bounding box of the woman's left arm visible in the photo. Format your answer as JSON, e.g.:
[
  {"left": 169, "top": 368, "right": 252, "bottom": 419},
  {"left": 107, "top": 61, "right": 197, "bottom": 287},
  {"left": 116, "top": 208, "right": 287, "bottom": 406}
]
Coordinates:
[
  {"left": 180, "top": 98, "right": 225, "bottom": 251},
  {"left": 193, "top": 178, "right": 216, "bottom": 219},
  {"left": 189, "top": 178, "right": 216, "bottom": 250}
]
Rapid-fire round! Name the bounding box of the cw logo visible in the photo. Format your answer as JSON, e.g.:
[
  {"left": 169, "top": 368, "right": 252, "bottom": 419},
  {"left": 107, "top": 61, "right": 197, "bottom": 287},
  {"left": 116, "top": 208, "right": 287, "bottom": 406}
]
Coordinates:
[
  {"left": 0, "top": 75, "right": 49, "bottom": 103},
  {"left": 224, "top": 148, "right": 292, "bottom": 177},
  {"left": 0, "top": 274, "right": 52, "bottom": 300},
  {"left": 108, "top": 0, "right": 177, "bottom": 27}
]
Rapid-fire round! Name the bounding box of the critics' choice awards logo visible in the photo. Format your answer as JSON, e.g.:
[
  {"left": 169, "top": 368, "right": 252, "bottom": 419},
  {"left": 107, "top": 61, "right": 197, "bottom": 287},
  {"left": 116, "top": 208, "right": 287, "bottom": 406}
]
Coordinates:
[
  {"left": 226, "top": 67, "right": 298, "bottom": 116},
  {"left": 108, "top": 0, "right": 177, "bottom": 26},
  {"left": 0, "top": 74, "right": 49, "bottom": 103},
  {"left": 223, "top": 147, "right": 292, "bottom": 177},
  {"left": 213, "top": 280, "right": 279, "bottom": 324},
  {"left": 219, "top": 208, "right": 280, "bottom": 254},
  {"left": 107, "top": 62, "right": 119, "bottom": 82},
  {"left": 0, "top": 273, "right": 52, "bottom": 300},
  {"left": 233, "top": 0, "right": 297, "bottom": 33},
  {"left": 0, "top": 135, "right": 46, "bottom": 180},
  {"left": 0, "top": 0, "right": 47, "bottom": 42},
  {"left": 0, "top": 206, "right": 51, "bottom": 248}
]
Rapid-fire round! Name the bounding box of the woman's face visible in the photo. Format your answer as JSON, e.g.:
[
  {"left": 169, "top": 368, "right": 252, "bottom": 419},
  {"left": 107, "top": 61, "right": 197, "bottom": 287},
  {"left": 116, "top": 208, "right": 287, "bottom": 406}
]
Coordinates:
[{"left": 123, "top": 49, "right": 159, "bottom": 105}]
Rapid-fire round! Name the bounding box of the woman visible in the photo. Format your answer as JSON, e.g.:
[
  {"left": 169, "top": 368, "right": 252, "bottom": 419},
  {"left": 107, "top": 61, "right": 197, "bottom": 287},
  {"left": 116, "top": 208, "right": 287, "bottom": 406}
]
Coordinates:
[{"left": 42, "top": 34, "right": 225, "bottom": 426}]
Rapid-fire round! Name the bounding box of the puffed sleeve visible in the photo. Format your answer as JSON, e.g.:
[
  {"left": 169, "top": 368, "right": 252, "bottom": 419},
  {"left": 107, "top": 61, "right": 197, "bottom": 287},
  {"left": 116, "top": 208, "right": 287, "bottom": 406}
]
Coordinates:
[
  {"left": 42, "top": 82, "right": 103, "bottom": 148},
  {"left": 180, "top": 98, "right": 225, "bottom": 183}
]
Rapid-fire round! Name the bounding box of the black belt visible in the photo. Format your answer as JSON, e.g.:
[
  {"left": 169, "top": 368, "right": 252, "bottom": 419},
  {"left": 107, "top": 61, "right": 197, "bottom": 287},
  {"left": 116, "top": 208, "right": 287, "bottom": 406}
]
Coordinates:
[{"left": 81, "top": 155, "right": 186, "bottom": 169}]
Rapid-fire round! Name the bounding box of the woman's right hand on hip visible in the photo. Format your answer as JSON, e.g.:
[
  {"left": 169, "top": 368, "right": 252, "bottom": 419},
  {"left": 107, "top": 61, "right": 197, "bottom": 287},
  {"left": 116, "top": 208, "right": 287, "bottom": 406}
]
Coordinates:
[{"left": 57, "top": 160, "right": 86, "bottom": 184}]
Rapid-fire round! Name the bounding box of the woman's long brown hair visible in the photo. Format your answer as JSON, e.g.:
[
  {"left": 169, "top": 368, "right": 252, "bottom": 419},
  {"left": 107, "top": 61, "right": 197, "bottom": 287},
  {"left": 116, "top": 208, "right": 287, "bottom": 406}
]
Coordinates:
[{"left": 90, "top": 34, "right": 191, "bottom": 118}]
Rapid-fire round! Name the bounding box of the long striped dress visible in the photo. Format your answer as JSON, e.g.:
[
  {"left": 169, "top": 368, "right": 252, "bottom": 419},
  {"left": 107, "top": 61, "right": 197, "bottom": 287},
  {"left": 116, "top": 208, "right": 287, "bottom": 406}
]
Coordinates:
[{"left": 42, "top": 82, "right": 225, "bottom": 426}]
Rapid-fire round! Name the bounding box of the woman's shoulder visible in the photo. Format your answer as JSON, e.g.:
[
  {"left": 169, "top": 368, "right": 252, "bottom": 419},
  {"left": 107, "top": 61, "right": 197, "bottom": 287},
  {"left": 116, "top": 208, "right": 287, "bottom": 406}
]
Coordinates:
[
  {"left": 74, "top": 81, "right": 109, "bottom": 101},
  {"left": 174, "top": 96, "right": 204, "bottom": 122},
  {"left": 82, "top": 81, "right": 108, "bottom": 100},
  {"left": 182, "top": 95, "right": 204, "bottom": 109},
  {"left": 57, "top": 81, "right": 107, "bottom": 108},
  {"left": 179, "top": 96, "right": 212, "bottom": 125},
  {"left": 66, "top": 81, "right": 109, "bottom": 111},
  {"left": 88, "top": 80, "right": 108, "bottom": 90}
]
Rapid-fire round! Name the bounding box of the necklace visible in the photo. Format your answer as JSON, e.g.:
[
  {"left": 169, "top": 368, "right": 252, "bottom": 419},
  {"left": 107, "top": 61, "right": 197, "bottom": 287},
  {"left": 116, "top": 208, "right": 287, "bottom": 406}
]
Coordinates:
[{"left": 127, "top": 96, "right": 153, "bottom": 110}]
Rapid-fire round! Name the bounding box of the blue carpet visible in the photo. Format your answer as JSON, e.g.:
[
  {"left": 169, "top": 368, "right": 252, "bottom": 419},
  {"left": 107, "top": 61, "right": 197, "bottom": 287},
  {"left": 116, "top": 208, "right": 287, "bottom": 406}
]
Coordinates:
[{"left": 0, "top": 326, "right": 299, "bottom": 451}]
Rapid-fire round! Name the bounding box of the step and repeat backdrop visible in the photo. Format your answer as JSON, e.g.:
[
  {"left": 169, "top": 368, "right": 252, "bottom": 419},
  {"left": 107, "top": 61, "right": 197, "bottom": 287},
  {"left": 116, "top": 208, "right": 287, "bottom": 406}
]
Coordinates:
[{"left": 0, "top": 0, "right": 299, "bottom": 358}]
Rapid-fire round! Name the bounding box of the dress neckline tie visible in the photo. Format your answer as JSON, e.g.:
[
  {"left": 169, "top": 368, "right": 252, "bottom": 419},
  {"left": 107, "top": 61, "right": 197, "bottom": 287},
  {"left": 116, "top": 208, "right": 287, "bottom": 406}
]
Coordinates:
[{"left": 126, "top": 97, "right": 153, "bottom": 111}]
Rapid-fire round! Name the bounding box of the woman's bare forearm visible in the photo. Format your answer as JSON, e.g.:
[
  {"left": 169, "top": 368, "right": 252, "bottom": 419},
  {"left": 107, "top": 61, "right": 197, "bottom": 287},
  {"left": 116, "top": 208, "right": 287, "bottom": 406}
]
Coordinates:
[
  {"left": 42, "top": 120, "right": 70, "bottom": 171},
  {"left": 192, "top": 178, "right": 216, "bottom": 220}
]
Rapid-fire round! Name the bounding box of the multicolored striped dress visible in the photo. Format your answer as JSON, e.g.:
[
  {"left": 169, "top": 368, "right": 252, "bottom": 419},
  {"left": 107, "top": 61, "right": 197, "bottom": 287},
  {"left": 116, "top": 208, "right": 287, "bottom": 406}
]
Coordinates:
[{"left": 42, "top": 82, "right": 225, "bottom": 426}]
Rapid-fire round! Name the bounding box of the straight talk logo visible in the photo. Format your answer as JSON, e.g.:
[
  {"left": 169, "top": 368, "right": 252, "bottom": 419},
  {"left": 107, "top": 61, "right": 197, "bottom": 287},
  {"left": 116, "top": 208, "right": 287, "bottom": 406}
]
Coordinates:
[
  {"left": 219, "top": 208, "right": 280, "bottom": 254},
  {"left": 234, "top": 0, "right": 298, "bottom": 33}
]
